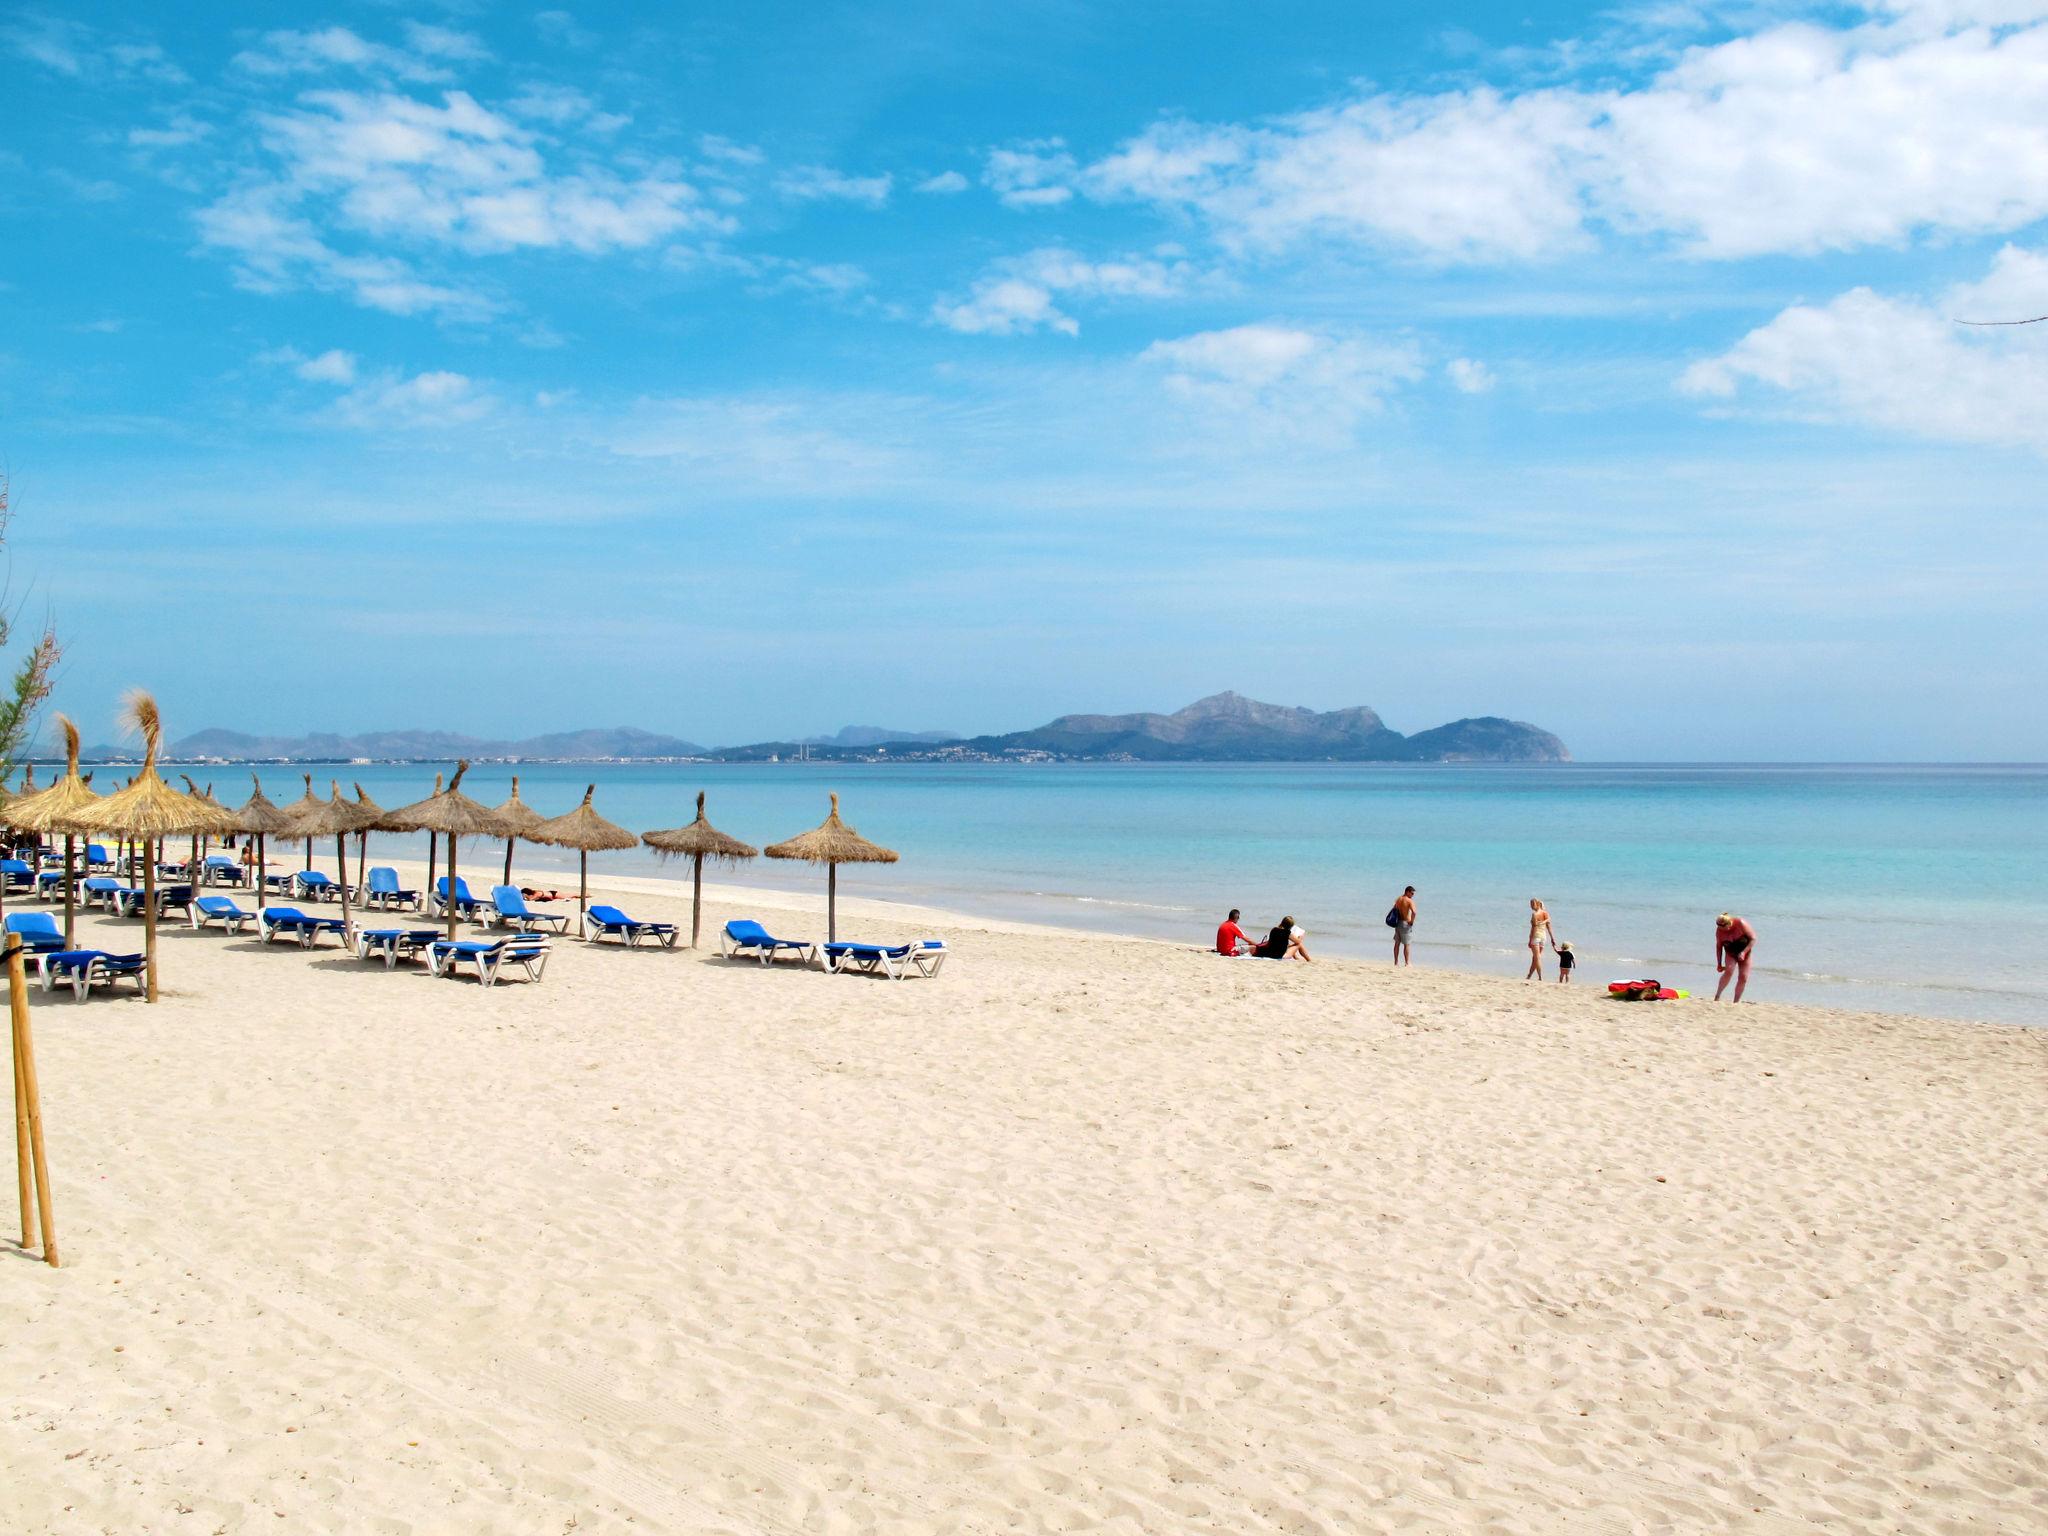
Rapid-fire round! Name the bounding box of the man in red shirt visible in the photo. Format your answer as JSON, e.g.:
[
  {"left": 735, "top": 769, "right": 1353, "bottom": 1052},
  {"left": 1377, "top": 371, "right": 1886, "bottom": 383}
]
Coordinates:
[{"left": 1216, "top": 908, "right": 1253, "bottom": 956}]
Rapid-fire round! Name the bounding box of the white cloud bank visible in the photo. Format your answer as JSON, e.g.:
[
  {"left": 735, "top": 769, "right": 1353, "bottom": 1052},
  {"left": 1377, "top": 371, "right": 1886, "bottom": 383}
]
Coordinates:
[
  {"left": 1081, "top": 10, "right": 2048, "bottom": 263},
  {"left": 1681, "top": 245, "right": 2048, "bottom": 452},
  {"left": 1142, "top": 323, "right": 1426, "bottom": 441}
]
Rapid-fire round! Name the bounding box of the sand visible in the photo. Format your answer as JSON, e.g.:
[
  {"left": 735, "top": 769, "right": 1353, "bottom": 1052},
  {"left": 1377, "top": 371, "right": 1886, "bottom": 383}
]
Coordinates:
[{"left": 2, "top": 860, "right": 2044, "bottom": 1534}]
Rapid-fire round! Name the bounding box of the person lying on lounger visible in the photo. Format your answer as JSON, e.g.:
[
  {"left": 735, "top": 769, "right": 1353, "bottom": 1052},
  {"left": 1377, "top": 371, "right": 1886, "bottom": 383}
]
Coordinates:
[{"left": 519, "top": 887, "right": 572, "bottom": 904}]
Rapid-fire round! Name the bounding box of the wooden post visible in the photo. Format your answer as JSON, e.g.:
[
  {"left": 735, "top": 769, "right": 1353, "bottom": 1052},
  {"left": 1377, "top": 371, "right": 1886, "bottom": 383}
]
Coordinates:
[
  {"left": 427, "top": 833, "right": 438, "bottom": 913},
  {"left": 579, "top": 849, "right": 589, "bottom": 929},
  {"left": 828, "top": 863, "right": 837, "bottom": 944},
  {"left": 335, "top": 831, "right": 352, "bottom": 942},
  {"left": 256, "top": 832, "right": 267, "bottom": 918},
  {"left": 12, "top": 977, "right": 29, "bottom": 1248},
  {"left": 143, "top": 837, "right": 159, "bottom": 1004},
  {"left": 356, "top": 831, "right": 368, "bottom": 896},
  {"left": 692, "top": 856, "right": 703, "bottom": 948},
  {"left": 8, "top": 934, "right": 57, "bottom": 1265}
]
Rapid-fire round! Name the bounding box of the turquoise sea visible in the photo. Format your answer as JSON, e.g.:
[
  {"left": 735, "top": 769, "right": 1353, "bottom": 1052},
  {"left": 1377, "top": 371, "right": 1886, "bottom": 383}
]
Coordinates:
[{"left": 190, "top": 761, "right": 2048, "bottom": 1026}]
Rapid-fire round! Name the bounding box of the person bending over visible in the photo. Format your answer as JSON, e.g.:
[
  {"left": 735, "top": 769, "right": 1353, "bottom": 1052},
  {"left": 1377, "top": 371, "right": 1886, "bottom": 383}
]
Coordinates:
[{"left": 1714, "top": 913, "right": 1757, "bottom": 1001}]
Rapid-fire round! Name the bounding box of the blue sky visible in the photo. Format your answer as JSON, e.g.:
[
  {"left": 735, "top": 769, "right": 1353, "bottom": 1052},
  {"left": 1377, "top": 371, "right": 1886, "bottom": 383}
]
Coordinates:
[{"left": 4, "top": 1, "right": 2045, "bottom": 759}]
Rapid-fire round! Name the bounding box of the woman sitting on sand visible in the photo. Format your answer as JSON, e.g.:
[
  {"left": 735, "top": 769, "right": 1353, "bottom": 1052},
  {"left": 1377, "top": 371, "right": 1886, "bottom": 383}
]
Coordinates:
[
  {"left": 1715, "top": 913, "right": 1757, "bottom": 1001},
  {"left": 1255, "top": 917, "right": 1313, "bottom": 962},
  {"left": 1526, "top": 898, "right": 1555, "bottom": 980}
]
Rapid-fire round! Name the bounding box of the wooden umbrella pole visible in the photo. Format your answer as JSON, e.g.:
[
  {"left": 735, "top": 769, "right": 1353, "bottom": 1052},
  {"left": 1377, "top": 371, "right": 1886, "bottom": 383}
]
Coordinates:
[
  {"left": 143, "top": 838, "right": 159, "bottom": 1004},
  {"left": 257, "top": 834, "right": 267, "bottom": 916},
  {"left": 9, "top": 935, "right": 56, "bottom": 1265},
  {"left": 692, "top": 856, "right": 703, "bottom": 948},
  {"left": 427, "top": 833, "right": 438, "bottom": 909},
  {"left": 335, "top": 832, "right": 352, "bottom": 939},
  {"left": 62, "top": 835, "right": 76, "bottom": 948},
  {"left": 828, "top": 863, "right": 837, "bottom": 944},
  {"left": 444, "top": 837, "right": 459, "bottom": 941},
  {"left": 579, "top": 849, "right": 589, "bottom": 935},
  {"left": 503, "top": 837, "right": 514, "bottom": 885},
  {"left": 356, "top": 832, "right": 368, "bottom": 895}
]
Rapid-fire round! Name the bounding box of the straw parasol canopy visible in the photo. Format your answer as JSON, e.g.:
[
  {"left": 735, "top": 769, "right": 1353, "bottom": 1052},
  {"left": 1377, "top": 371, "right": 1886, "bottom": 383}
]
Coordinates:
[
  {"left": 72, "top": 692, "right": 236, "bottom": 1003},
  {"left": 236, "top": 773, "right": 294, "bottom": 913},
  {"left": 764, "top": 791, "right": 897, "bottom": 943},
  {"left": 379, "top": 763, "right": 508, "bottom": 938},
  {"left": 492, "top": 775, "right": 546, "bottom": 885},
  {"left": 350, "top": 782, "right": 385, "bottom": 891},
  {"left": 288, "top": 781, "right": 375, "bottom": 931},
  {"left": 6, "top": 715, "right": 101, "bottom": 943},
  {"left": 278, "top": 772, "right": 325, "bottom": 871},
  {"left": 530, "top": 784, "right": 636, "bottom": 929},
  {"left": 643, "top": 790, "right": 757, "bottom": 948}
]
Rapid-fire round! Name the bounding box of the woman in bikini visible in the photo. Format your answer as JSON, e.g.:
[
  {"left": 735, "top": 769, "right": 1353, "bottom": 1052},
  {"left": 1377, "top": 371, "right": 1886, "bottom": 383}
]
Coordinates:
[
  {"left": 1525, "top": 898, "right": 1555, "bottom": 980},
  {"left": 1714, "top": 913, "right": 1757, "bottom": 1001}
]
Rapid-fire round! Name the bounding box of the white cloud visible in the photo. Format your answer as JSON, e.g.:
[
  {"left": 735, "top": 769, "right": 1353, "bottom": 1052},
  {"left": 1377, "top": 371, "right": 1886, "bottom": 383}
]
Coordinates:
[
  {"left": 984, "top": 142, "right": 1077, "bottom": 208},
  {"left": 232, "top": 26, "right": 454, "bottom": 82},
  {"left": 1446, "top": 357, "right": 1496, "bottom": 393},
  {"left": 933, "top": 247, "right": 1191, "bottom": 336},
  {"left": 401, "top": 22, "right": 489, "bottom": 63},
  {"left": 128, "top": 115, "right": 212, "bottom": 149},
  {"left": 196, "top": 87, "right": 724, "bottom": 317},
  {"left": 1085, "top": 12, "right": 2048, "bottom": 262},
  {"left": 7, "top": 15, "right": 185, "bottom": 82},
  {"left": 296, "top": 348, "right": 358, "bottom": 385},
  {"left": 333, "top": 369, "right": 491, "bottom": 428},
  {"left": 1680, "top": 245, "right": 2048, "bottom": 451},
  {"left": 776, "top": 166, "right": 893, "bottom": 205},
  {"left": 1142, "top": 323, "right": 1426, "bottom": 440},
  {"left": 916, "top": 170, "right": 970, "bottom": 194}
]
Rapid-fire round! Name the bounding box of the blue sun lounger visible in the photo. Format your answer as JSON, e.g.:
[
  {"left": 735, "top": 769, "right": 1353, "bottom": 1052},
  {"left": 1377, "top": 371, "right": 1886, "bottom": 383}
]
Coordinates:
[
  {"left": 428, "top": 933, "right": 552, "bottom": 986},
  {"left": 433, "top": 876, "right": 484, "bottom": 920},
  {"left": 719, "top": 919, "right": 816, "bottom": 966},
  {"left": 258, "top": 905, "right": 349, "bottom": 948},
  {"left": 295, "top": 870, "right": 346, "bottom": 903},
  {"left": 81, "top": 876, "right": 122, "bottom": 912},
  {"left": 0, "top": 857, "right": 33, "bottom": 894},
  {"left": 202, "top": 854, "right": 245, "bottom": 886},
  {"left": 354, "top": 927, "right": 442, "bottom": 969},
  {"left": 822, "top": 939, "right": 949, "bottom": 980},
  {"left": 86, "top": 843, "right": 115, "bottom": 872},
  {"left": 365, "top": 867, "right": 420, "bottom": 911},
  {"left": 35, "top": 869, "right": 66, "bottom": 899},
  {"left": 115, "top": 883, "right": 193, "bottom": 919},
  {"left": 42, "top": 949, "right": 146, "bottom": 1001},
  {"left": 586, "top": 903, "right": 679, "bottom": 948},
  {"left": 190, "top": 896, "right": 255, "bottom": 934},
  {"left": 4, "top": 912, "right": 69, "bottom": 975},
  {"left": 492, "top": 885, "right": 570, "bottom": 933}
]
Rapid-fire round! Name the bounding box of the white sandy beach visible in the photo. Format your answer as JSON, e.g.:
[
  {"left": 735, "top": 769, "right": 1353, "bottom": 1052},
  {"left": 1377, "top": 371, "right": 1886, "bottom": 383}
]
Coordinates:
[{"left": 2, "top": 861, "right": 2043, "bottom": 1534}]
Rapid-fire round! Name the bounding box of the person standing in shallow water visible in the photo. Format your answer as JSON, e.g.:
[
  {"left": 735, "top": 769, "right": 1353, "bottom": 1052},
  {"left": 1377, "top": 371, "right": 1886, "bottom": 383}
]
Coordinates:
[
  {"left": 1715, "top": 913, "right": 1757, "bottom": 1001},
  {"left": 1525, "top": 898, "right": 1555, "bottom": 980},
  {"left": 1390, "top": 886, "right": 1416, "bottom": 965}
]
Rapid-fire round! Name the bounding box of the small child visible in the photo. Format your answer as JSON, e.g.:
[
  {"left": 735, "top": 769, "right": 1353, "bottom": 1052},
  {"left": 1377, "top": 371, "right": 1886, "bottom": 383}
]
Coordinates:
[{"left": 1556, "top": 941, "right": 1575, "bottom": 983}]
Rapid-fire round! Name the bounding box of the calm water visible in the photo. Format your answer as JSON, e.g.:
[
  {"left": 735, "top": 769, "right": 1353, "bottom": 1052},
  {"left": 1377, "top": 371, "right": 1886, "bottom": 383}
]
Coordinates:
[{"left": 193, "top": 762, "right": 2048, "bottom": 1025}]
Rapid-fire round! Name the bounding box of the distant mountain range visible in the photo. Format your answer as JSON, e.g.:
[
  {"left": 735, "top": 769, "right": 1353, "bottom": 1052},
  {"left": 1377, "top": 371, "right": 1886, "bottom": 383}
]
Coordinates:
[{"left": 68, "top": 694, "right": 1566, "bottom": 765}]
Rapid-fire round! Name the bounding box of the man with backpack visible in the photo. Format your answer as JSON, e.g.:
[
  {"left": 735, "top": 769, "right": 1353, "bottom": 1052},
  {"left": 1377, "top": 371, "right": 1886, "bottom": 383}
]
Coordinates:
[{"left": 1387, "top": 886, "right": 1416, "bottom": 965}]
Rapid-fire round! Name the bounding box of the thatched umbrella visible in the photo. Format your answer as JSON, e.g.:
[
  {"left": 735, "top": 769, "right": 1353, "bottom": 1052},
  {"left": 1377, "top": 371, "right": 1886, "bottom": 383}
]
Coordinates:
[
  {"left": 764, "top": 792, "right": 897, "bottom": 944},
  {"left": 235, "top": 774, "right": 294, "bottom": 913},
  {"left": 530, "top": 784, "right": 636, "bottom": 934},
  {"left": 643, "top": 791, "right": 758, "bottom": 948},
  {"left": 6, "top": 717, "right": 99, "bottom": 945},
  {"left": 350, "top": 783, "right": 385, "bottom": 893},
  {"left": 279, "top": 773, "right": 323, "bottom": 873},
  {"left": 289, "top": 781, "right": 372, "bottom": 935},
  {"left": 381, "top": 771, "right": 444, "bottom": 899},
  {"left": 178, "top": 775, "right": 229, "bottom": 885},
  {"left": 380, "top": 763, "right": 507, "bottom": 940},
  {"left": 492, "top": 776, "right": 546, "bottom": 886},
  {"left": 71, "top": 692, "right": 235, "bottom": 1002}
]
